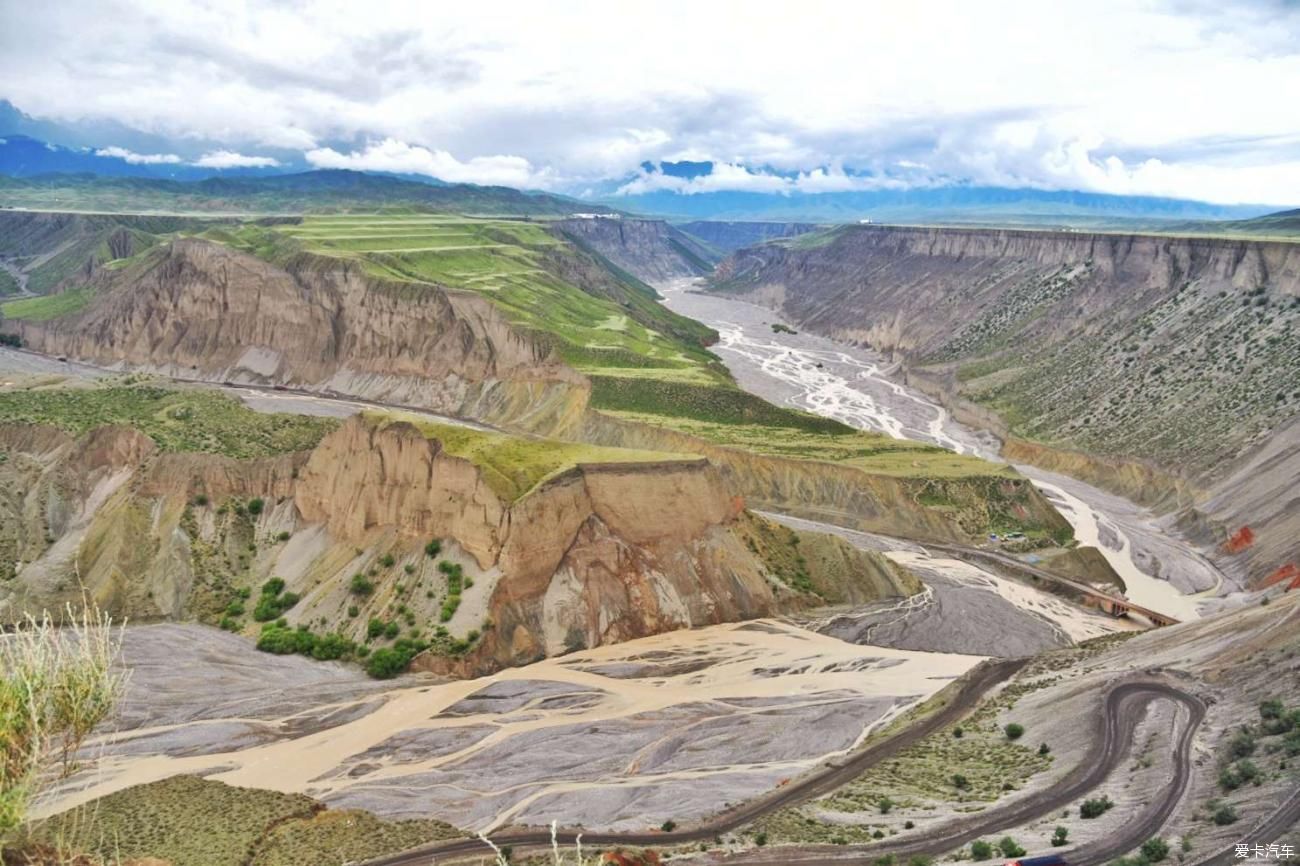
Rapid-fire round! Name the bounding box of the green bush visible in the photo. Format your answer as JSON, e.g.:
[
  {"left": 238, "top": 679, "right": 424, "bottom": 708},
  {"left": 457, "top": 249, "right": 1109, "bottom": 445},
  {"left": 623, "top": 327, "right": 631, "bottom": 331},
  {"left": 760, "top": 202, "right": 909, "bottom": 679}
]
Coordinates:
[
  {"left": 1038, "top": 742, "right": 1051, "bottom": 755},
  {"left": 1080, "top": 796, "right": 1114, "bottom": 819},
  {"left": 1229, "top": 730, "right": 1257, "bottom": 758},
  {"left": 225, "top": 600, "right": 245, "bottom": 617},
  {"left": 952, "top": 774, "right": 970, "bottom": 790},
  {"left": 970, "top": 841, "right": 993, "bottom": 861},
  {"left": 1004, "top": 723, "right": 1025, "bottom": 740},
  {"left": 347, "top": 605, "right": 359, "bottom": 618},
  {"left": 276, "top": 530, "right": 291, "bottom": 542},
  {"left": 379, "top": 554, "right": 396, "bottom": 568},
  {"left": 247, "top": 498, "right": 265, "bottom": 516},
  {"left": 998, "top": 837, "right": 1024, "bottom": 858},
  {"left": 425, "top": 539, "right": 442, "bottom": 558},
  {"left": 364, "top": 648, "right": 409, "bottom": 679},
  {"left": 349, "top": 573, "right": 374, "bottom": 596},
  {"left": 384, "top": 621, "right": 400, "bottom": 639},
  {"left": 1141, "top": 837, "right": 1170, "bottom": 862},
  {"left": 367, "top": 618, "right": 386, "bottom": 640},
  {"left": 661, "top": 820, "right": 676, "bottom": 832},
  {"left": 1213, "top": 804, "right": 1238, "bottom": 825},
  {"left": 262, "top": 577, "right": 286, "bottom": 596},
  {"left": 878, "top": 796, "right": 894, "bottom": 814},
  {"left": 1051, "top": 826, "right": 1068, "bottom": 847}
]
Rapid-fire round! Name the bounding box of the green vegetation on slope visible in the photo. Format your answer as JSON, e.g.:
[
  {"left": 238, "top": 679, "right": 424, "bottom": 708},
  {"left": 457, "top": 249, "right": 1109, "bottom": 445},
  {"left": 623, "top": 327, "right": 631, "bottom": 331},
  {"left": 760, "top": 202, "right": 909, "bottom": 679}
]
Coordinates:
[
  {"left": 0, "top": 381, "right": 338, "bottom": 458},
  {"left": 1, "top": 286, "right": 95, "bottom": 320},
  {"left": 219, "top": 215, "right": 725, "bottom": 383},
  {"left": 34, "top": 775, "right": 465, "bottom": 866},
  {"left": 368, "top": 410, "right": 699, "bottom": 502}
]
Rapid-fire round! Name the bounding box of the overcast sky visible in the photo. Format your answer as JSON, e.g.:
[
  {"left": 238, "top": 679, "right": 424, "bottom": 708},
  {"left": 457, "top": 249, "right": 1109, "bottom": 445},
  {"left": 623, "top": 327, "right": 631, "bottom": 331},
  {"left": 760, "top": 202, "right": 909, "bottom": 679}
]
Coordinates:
[{"left": 3, "top": 0, "right": 1300, "bottom": 204}]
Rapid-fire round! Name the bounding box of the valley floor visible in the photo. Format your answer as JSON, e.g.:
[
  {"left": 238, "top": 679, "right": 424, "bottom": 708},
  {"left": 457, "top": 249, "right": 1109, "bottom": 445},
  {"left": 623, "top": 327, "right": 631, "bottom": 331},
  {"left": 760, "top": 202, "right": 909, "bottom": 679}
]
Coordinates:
[{"left": 40, "top": 619, "right": 980, "bottom": 834}]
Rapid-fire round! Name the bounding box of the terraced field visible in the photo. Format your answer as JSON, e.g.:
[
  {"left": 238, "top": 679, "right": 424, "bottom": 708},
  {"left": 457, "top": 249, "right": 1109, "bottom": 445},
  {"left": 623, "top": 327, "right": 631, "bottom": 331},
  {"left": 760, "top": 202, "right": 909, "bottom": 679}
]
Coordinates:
[{"left": 244, "top": 215, "right": 724, "bottom": 384}]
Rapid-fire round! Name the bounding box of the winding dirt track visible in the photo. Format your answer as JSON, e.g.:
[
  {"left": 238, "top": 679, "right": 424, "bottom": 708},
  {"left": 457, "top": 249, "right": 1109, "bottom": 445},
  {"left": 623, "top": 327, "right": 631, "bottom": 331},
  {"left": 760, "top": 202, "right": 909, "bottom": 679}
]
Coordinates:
[{"left": 362, "top": 672, "right": 1205, "bottom": 866}]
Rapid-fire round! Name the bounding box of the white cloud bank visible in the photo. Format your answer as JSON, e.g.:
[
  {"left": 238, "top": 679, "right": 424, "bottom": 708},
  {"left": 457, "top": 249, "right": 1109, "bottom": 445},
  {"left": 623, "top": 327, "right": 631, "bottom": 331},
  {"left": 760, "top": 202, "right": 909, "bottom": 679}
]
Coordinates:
[
  {"left": 95, "top": 146, "right": 181, "bottom": 165},
  {"left": 192, "top": 150, "right": 280, "bottom": 168},
  {"left": 4, "top": 0, "right": 1300, "bottom": 205},
  {"left": 304, "top": 138, "right": 555, "bottom": 188}
]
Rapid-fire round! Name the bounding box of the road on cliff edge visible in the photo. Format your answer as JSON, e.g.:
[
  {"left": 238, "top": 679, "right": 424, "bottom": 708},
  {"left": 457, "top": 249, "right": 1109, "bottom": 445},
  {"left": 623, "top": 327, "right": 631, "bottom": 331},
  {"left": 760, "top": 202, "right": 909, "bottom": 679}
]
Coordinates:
[{"left": 361, "top": 671, "right": 1206, "bottom": 866}]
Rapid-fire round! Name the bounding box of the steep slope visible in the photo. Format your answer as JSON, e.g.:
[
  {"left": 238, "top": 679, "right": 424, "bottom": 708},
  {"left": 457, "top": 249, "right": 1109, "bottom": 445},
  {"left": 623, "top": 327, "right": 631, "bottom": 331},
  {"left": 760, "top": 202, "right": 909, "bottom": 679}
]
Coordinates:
[
  {"left": 3, "top": 236, "right": 589, "bottom": 430},
  {"left": 0, "top": 393, "right": 918, "bottom": 676},
  {"left": 710, "top": 224, "right": 1300, "bottom": 582},
  {"left": 677, "top": 220, "right": 824, "bottom": 253},
  {"left": 554, "top": 217, "right": 718, "bottom": 282}
]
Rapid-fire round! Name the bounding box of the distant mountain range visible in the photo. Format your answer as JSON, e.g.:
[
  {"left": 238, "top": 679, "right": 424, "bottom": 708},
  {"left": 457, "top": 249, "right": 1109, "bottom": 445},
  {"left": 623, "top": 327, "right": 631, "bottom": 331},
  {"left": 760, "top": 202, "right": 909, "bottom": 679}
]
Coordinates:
[
  {"left": 0, "top": 169, "right": 611, "bottom": 216},
  {"left": 0, "top": 118, "right": 1294, "bottom": 225},
  {"left": 604, "top": 184, "right": 1277, "bottom": 224}
]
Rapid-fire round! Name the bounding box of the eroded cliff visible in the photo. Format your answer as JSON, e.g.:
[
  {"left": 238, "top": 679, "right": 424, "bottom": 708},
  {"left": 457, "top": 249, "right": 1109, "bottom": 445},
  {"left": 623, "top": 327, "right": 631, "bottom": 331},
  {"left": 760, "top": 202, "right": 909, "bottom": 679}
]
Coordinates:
[{"left": 0, "top": 414, "right": 918, "bottom": 676}]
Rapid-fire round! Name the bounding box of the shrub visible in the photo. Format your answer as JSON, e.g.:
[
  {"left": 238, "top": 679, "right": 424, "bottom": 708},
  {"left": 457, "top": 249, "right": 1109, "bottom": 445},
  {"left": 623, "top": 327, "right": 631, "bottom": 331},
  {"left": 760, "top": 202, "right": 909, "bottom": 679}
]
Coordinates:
[
  {"left": 1228, "top": 730, "right": 1257, "bottom": 759},
  {"left": 1080, "top": 796, "right": 1114, "bottom": 819},
  {"left": 225, "top": 600, "right": 245, "bottom": 617},
  {"left": 952, "top": 774, "right": 970, "bottom": 790},
  {"left": 440, "top": 595, "right": 461, "bottom": 622},
  {"left": 276, "top": 530, "right": 291, "bottom": 542},
  {"left": 310, "top": 633, "right": 354, "bottom": 661},
  {"left": 347, "top": 605, "right": 359, "bottom": 618},
  {"left": 384, "top": 621, "right": 400, "bottom": 639},
  {"left": 661, "top": 820, "right": 677, "bottom": 832},
  {"left": 1052, "top": 826, "right": 1069, "bottom": 847},
  {"left": 262, "top": 577, "right": 286, "bottom": 596},
  {"left": 424, "top": 539, "right": 441, "bottom": 558},
  {"left": 998, "top": 837, "right": 1025, "bottom": 858},
  {"left": 952, "top": 727, "right": 963, "bottom": 738},
  {"left": 878, "top": 796, "right": 894, "bottom": 814},
  {"left": 1005, "top": 723, "right": 1025, "bottom": 740},
  {"left": 379, "top": 554, "right": 396, "bottom": 568},
  {"left": 755, "top": 832, "right": 767, "bottom": 847},
  {"left": 404, "top": 563, "right": 416, "bottom": 575},
  {"left": 192, "top": 493, "right": 209, "bottom": 506},
  {"left": 247, "top": 497, "right": 265, "bottom": 516},
  {"left": 349, "top": 573, "right": 374, "bottom": 596},
  {"left": 970, "top": 841, "right": 993, "bottom": 861},
  {"left": 219, "top": 616, "right": 239, "bottom": 632},
  {"left": 1141, "top": 837, "right": 1170, "bottom": 862},
  {"left": 1213, "top": 804, "right": 1238, "bottom": 825},
  {"left": 1039, "top": 742, "right": 1051, "bottom": 755},
  {"left": 1260, "top": 698, "right": 1284, "bottom": 720},
  {"left": 367, "top": 618, "right": 386, "bottom": 640},
  {"left": 0, "top": 606, "right": 125, "bottom": 839},
  {"left": 364, "top": 647, "right": 410, "bottom": 679}
]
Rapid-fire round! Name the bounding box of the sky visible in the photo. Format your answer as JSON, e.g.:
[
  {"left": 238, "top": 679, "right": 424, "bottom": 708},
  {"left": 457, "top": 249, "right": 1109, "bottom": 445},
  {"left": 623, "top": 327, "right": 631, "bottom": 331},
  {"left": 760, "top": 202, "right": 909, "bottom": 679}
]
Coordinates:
[{"left": 2, "top": 0, "right": 1300, "bottom": 205}]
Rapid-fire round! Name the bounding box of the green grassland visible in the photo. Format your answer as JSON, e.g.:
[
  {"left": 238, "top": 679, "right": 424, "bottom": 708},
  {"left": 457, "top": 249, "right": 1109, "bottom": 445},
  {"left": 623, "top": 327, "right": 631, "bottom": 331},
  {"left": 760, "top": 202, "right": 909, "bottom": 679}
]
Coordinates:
[
  {"left": 600, "top": 409, "right": 1016, "bottom": 479},
  {"left": 34, "top": 775, "right": 464, "bottom": 866},
  {"left": 368, "top": 410, "right": 699, "bottom": 502},
  {"left": 0, "top": 380, "right": 337, "bottom": 458},
  {"left": 1, "top": 285, "right": 95, "bottom": 320}
]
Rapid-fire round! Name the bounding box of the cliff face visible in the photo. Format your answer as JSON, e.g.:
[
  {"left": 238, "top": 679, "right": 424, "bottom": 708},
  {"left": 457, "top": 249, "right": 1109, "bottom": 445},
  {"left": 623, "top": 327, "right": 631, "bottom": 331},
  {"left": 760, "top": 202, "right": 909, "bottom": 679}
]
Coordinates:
[
  {"left": 711, "top": 225, "right": 1300, "bottom": 582},
  {"left": 0, "top": 417, "right": 918, "bottom": 675},
  {"left": 555, "top": 218, "right": 717, "bottom": 283},
  {"left": 3, "top": 238, "right": 589, "bottom": 431},
  {"left": 677, "top": 221, "right": 823, "bottom": 253}
]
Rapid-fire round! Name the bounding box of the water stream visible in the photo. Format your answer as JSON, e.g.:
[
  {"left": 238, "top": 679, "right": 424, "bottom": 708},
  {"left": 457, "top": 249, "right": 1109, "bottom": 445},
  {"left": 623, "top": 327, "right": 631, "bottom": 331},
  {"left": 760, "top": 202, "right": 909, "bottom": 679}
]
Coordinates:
[{"left": 659, "top": 280, "right": 1214, "bottom": 621}]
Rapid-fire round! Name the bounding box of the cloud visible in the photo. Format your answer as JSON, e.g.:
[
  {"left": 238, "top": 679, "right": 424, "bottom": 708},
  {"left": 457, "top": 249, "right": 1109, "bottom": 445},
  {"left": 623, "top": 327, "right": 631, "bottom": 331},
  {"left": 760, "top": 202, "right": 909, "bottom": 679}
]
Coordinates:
[
  {"left": 192, "top": 150, "right": 281, "bottom": 169},
  {"left": 3, "top": 1, "right": 1300, "bottom": 205},
  {"left": 304, "top": 138, "right": 556, "bottom": 188},
  {"left": 95, "top": 145, "right": 182, "bottom": 164}
]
